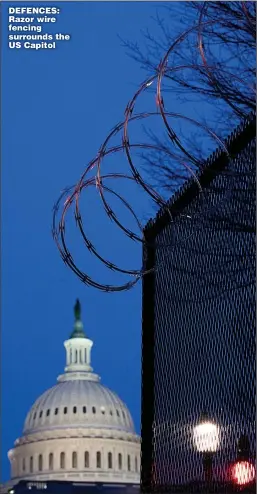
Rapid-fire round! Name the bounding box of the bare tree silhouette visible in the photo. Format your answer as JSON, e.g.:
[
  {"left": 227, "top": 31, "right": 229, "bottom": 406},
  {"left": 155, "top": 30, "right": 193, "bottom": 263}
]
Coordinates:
[{"left": 122, "top": 1, "right": 255, "bottom": 193}]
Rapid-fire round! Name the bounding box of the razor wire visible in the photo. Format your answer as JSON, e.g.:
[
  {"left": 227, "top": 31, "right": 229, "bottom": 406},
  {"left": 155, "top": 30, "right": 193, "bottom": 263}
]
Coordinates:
[{"left": 52, "top": 1, "right": 255, "bottom": 292}]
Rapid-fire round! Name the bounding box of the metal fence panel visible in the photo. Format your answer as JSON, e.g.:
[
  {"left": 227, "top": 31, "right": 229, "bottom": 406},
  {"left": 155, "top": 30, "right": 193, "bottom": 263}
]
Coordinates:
[{"left": 141, "top": 115, "right": 256, "bottom": 493}]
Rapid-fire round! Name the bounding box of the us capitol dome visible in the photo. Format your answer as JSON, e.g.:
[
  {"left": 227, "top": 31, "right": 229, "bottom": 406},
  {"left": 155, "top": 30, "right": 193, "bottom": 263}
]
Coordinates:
[{"left": 5, "top": 300, "right": 140, "bottom": 492}]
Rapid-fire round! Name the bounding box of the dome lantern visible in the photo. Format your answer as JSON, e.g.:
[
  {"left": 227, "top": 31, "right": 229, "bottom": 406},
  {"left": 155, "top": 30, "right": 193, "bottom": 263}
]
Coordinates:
[{"left": 60, "top": 299, "right": 96, "bottom": 379}]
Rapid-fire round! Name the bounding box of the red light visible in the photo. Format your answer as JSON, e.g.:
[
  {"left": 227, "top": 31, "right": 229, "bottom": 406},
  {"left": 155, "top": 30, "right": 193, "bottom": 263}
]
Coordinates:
[{"left": 231, "top": 461, "right": 255, "bottom": 485}]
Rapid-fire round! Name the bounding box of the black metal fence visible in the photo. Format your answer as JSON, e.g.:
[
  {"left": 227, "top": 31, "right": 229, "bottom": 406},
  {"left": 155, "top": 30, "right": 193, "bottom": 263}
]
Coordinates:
[{"left": 141, "top": 115, "right": 256, "bottom": 493}]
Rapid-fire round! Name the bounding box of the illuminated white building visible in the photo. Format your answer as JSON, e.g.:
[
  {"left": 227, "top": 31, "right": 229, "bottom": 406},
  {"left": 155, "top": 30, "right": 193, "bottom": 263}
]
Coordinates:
[{"left": 2, "top": 301, "right": 140, "bottom": 493}]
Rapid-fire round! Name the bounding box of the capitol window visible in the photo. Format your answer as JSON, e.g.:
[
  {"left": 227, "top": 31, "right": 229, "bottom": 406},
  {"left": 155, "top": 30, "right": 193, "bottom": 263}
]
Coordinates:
[
  {"left": 30, "top": 456, "right": 33, "bottom": 473},
  {"left": 38, "top": 454, "right": 43, "bottom": 471},
  {"left": 73, "top": 406, "right": 77, "bottom": 414},
  {"left": 108, "top": 452, "right": 112, "bottom": 469},
  {"left": 64, "top": 407, "right": 68, "bottom": 414},
  {"left": 39, "top": 411, "right": 43, "bottom": 418},
  {"left": 96, "top": 451, "right": 101, "bottom": 468},
  {"left": 83, "top": 406, "right": 87, "bottom": 413},
  {"left": 110, "top": 410, "right": 113, "bottom": 416},
  {"left": 46, "top": 409, "right": 50, "bottom": 417},
  {"left": 72, "top": 452, "right": 77, "bottom": 468},
  {"left": 54, "top": 408, "right": 58, "bottom": 415},
  {"left": 116, "top": 410, "right": 120, "bottom": 417},
  {"left": 84, "top": 451, "right": 89, "bottom": 468},
  {"left": 33, "top": 412, "right": 37, "bottom": 420},
  {"left": 92, "top": 406, "right": 96, "bottom": 414},
  {"left": 118, "top": 453, "right": 122, "bottom": 470},
  {"left": 22, "top": 458, "right": 26, "bottom": 472},
  {"left": 49, "top": 453, "right": 53, "bottom": 470},
  {"left": 60, "top": 452, "right": 65, "bottom": 469},
  {"left": 127, "top": 455, "right": 131, "bottom": 471},
  {"left": 135, "top": 456, "right": 138, "bottom": 472}
]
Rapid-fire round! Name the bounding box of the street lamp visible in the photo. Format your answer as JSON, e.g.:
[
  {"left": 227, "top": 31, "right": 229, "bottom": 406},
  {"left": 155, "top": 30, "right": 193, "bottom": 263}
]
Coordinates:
[
  {"left": 231, "top": 434, "right": 256, "bottom": 486},
  {"left": 193, "top": 413, "right": 220, "bottom": 483}
]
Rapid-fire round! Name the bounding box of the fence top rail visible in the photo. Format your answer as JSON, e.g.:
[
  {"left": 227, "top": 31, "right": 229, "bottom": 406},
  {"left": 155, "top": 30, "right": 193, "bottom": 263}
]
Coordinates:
[{"left": 144, "top": 112, "right": 256, "bottom": 239}]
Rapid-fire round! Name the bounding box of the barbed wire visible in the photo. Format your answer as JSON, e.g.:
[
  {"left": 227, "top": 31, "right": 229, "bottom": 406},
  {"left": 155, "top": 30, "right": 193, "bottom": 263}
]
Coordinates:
[{"left": 52, "top": 2, "right": 254, "bottom": 292}]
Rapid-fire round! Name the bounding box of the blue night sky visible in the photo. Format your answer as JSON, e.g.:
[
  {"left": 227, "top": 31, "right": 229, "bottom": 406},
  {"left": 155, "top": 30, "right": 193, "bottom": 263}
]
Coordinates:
[
  {"left": 1, "top": 0, "right": 242, "bottom": 483},
  {"left": 1, "top": 1, "right": 176, "bottom": 482}
]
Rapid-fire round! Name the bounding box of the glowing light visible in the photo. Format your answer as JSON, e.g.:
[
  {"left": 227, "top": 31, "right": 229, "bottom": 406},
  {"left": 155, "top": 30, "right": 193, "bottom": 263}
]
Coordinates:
[
  {"left": 231, "top": 461, "right": 255, "bottom": 486},
  {"left": 146, "top": 80, "right": 154, "bottom": 87},
  {"left": 193, "top": 421, "right": 220, "bottom": 453}
]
